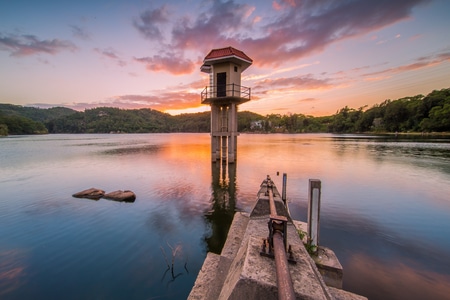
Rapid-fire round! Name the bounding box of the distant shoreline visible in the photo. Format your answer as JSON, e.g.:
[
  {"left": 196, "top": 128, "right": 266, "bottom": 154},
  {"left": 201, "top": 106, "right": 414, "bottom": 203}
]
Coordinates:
[{"left": 3, "top": 131, "right": 450, "bottom": 138}]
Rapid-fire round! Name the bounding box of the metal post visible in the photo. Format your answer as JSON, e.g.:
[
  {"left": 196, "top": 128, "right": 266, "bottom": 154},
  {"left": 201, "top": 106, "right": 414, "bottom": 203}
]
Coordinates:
[
  {"left": 282, "top": 173, "right": 287, "bottom": 204},
  {"left": 307, "top": 179, "right": 321, "bottom": 253}
]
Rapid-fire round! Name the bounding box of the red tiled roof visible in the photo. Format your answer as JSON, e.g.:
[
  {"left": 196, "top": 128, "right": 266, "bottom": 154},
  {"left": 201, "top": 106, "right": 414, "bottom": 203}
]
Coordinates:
[{"left": 204, "top": 47, "right": 253, "bottom": 63}]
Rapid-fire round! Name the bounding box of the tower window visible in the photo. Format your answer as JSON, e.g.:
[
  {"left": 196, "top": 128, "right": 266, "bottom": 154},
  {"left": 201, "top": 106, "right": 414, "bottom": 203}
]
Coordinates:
[{"left": 234, "top": 66, "right": 238, "bottom": 72}]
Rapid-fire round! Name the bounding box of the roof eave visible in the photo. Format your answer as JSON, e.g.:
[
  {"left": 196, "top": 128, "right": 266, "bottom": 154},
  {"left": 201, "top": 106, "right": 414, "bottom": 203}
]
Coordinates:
[{"left": 203, "top": 55, "right": 252, "bottom": 71}]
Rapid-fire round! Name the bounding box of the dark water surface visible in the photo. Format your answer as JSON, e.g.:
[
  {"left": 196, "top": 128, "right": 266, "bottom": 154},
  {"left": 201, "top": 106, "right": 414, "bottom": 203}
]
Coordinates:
[{"left": 1, "top": 133, "right": 449, "bottom": 299}]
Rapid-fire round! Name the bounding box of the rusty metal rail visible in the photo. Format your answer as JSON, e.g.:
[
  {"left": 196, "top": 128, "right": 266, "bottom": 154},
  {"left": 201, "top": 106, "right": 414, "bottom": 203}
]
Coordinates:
[{"left": 260, "top": 176, "right": 296, "bottom": 300}]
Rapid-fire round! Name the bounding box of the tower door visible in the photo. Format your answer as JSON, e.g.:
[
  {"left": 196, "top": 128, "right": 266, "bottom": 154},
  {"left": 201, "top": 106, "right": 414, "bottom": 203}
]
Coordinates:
[{"left": 217, "top": 72, "right": 226, "bottom": 97}]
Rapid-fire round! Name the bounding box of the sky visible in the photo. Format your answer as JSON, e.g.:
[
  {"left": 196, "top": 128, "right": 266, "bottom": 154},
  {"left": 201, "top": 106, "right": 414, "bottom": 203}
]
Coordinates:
[{"left": 1, "top": 0, "right": 449, "bottom": 116}]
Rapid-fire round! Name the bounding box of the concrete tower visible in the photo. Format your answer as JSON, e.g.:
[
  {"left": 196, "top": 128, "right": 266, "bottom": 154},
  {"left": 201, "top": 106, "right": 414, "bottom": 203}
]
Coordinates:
[{"left": 201, "top": 47, "right": 253, "bottom": 163}]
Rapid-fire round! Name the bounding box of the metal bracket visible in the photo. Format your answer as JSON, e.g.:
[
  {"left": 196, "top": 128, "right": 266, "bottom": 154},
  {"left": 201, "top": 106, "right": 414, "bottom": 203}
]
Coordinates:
[
  {"left": 260, "top": 238, "right": 297, "bottom": 264},
  {"left": 260, "top": 215, "right": 296, "bottom": 264}
]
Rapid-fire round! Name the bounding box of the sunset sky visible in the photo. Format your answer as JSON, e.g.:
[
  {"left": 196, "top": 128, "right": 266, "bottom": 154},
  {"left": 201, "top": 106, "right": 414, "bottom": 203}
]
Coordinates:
[{"left": 1, "top": 0, "right": 449, "bottom": 116}]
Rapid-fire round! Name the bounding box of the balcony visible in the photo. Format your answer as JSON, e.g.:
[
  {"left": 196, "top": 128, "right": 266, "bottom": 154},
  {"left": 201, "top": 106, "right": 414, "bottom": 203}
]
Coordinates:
[{"left": 201, "top": 84, "right": 251, "bottom": 105}]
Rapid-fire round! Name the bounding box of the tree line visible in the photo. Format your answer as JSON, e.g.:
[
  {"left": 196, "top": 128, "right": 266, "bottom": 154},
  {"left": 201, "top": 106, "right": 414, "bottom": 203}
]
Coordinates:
[
  {"left": 241, "top": 88, "right": 450, "bottom": 134},
  {"left": 1, "top": 88, "right": 449, "bottom": 136}
]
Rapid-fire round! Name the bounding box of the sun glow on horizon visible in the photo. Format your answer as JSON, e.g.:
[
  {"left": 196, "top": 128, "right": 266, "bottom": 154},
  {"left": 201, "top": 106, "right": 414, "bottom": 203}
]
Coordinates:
[{"left": 165, "top": 106, "right": 210, "bottom": 115}]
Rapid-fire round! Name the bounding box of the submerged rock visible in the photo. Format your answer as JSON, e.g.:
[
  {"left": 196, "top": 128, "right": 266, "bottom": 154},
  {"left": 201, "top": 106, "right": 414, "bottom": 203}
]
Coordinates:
[
  {"left": 72, "top": 188, "right": 105, "bottom": 200},
  {"left": 103, "top": 190, "right": 136, "bottom": 202}
]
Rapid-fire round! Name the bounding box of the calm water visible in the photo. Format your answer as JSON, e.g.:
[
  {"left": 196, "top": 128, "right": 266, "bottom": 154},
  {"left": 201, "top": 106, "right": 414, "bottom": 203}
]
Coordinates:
[{"left": 1, "top": 133, "right": 449, "bottom": 299}]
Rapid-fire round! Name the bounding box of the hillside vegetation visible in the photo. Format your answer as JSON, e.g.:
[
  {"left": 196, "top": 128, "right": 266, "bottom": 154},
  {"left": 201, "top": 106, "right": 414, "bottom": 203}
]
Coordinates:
[{"left": 1, "top": 88, "right": 449, "bottom": 136}]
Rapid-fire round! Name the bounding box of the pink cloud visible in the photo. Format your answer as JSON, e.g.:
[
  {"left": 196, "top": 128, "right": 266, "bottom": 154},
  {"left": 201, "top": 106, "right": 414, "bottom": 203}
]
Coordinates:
[
  {"left": 134, "top": 53, "right": 196, "bottom": 75},
  {"left": 273, "top": 0, "right": 296, "bottom": 10},
  {"left": 409, "top": 33, "right": 423, "bottom": 41},
  {"left": 132, "top": 0, "right": 430, "bottom": 73},
  {"left": 363, "top": 50, "right": 450, "bottom": 77},
  {"left": 272, "top": 1, "right": 282, "bottom": 11},
  {"left": 254, "top": 74, "right": 332, "bottom": 92},
  {"left": 32, "top": 78, "right": 208, "bottom": 112},
  {"left": 94, "top": 47, "right": 127, "bottom": 67},
  {"left": 70, "top": 25, "right": 90, "bottom": 41},
  {"left": 0, "top": 33, "right": 77, "bottom": 57},
  {"left": 241, "top": 0, "right": 429, "bottom": 66},
  {"left": 300, "top": 97, "right": 317, "bottom": 102},
  {"left": 109, "top": 91, "right": 200, "bottom": 111},
  {"left": 64, "top": 78, "right": 204, "bottom": 111},
  {"left": 170, "top": 0, "right": 255, "bottom": 51},
  {"left": 133, "top": 5, "right": 170, "bottom": 41}
]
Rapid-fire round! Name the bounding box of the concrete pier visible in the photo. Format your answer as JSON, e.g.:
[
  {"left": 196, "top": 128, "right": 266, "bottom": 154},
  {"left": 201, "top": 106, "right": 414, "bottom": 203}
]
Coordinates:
[{"left": 188, "top": 178, "right": 367, "bottom": 300}]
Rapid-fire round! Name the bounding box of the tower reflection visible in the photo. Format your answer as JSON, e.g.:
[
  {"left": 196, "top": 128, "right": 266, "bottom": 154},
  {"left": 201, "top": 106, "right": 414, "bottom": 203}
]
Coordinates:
[{"left": 204, "top": 161, "right": 237, "bottom": 254}]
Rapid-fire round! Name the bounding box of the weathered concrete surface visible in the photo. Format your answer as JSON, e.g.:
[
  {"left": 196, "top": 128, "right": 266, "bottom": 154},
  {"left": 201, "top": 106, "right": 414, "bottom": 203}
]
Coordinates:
[
  {"left": 188, "top": 252, "right": 232, "bottom": 300},
  {"left": 218, "top": 234, "right": 330, "bottom": 299},
  {"left": 188, "top": 212, "right": 248, "bottom": 300},
  {"left": 312, "top": 246, "right": 344, "bottom": 289},
  {"left": 293, "top": 220, "right": 344, "bottom": 289},
  {"left": 221, "top": 212, "right": 250, "bottom": 261},
  {"left": 328, "top": 287, "right": 368, "bottom": 300},
  {"left": 188, "top": 180, "right": 367, "bottom": 300}
]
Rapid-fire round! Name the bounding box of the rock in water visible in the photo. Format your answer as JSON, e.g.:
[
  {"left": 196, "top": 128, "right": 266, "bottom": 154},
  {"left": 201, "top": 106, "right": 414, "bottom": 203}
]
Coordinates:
[
  {"left": 103, "top": 190, "right": 136, "bottom": 202},
  {"left": 72, "top": 188, "right": 105, "bottom": 200}
]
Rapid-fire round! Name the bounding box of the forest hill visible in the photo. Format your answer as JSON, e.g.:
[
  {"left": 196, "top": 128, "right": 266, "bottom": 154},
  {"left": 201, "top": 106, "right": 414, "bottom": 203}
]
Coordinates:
[{"left": 1, "top": 87, "right": 449, "bottom": 136}]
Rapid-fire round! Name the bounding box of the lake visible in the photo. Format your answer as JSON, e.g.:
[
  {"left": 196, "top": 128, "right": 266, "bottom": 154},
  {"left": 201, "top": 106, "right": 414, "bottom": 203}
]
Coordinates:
[{"left": 1, "top": 133, "right": 449, "bottom": 299}]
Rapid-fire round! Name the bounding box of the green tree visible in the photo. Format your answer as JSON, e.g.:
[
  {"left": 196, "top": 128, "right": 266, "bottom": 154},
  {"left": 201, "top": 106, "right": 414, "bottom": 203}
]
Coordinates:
[
  {"left": 0, "top": 115, "right": 47, "bottom": 134},
  {"left": 0, "top": 123, "right": 8, "bottom": 136},
  {"left": 329, "top": 106, "right": 362, "bottom": 133},
  {"left": 420, "top": 103, "right": 450, "bottom": 131}
]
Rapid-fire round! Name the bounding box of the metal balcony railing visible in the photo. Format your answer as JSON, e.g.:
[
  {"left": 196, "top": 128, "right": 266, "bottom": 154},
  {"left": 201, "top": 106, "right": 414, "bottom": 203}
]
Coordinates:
[{"left": 201, "top": 84, "right": 251, "bottom": 103}]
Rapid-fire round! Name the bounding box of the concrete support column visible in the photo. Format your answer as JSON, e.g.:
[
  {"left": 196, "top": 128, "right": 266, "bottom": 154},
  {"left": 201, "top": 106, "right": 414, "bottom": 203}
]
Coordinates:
[
  {"left": 233, "top": 104, "right": 238, "bottom": 159},
  {"left": 221, "top": 106, "right": 228, "bottom": 132},
  {"left": 221, "top": 136, "right": 227, "bottom": 162},
  {"left": 211, "top": 105, "right": 220, "bottom": 161},
  {"left": 228, "top": 135, "right": 235, "bottom": 163},
  {"left": 221, "top": 106, "right": 228, "bottom": 162},
  {"left": 228, "top": 103, "right": 236, "bottom": 163}
]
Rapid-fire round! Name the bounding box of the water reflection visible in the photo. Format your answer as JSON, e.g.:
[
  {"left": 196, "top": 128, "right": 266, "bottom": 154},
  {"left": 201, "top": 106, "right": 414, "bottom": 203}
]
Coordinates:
[
  {"left": 345, "top": 253, "right": 450, "bottom": 300},
  {"left": 2, "top": 133, "right": 449, "bottom": 300},
  {"left": 0, "top": 249, "right": 27, "bottom": 297},
  {"left": 204, "top": 162, "right": 237, "bottom": 254},
  {"left": 320, "top": 209, "right": 450, "bottom": 300},
  {"left": 101, "top": 144, "right": 161, "bottom": 156}
]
